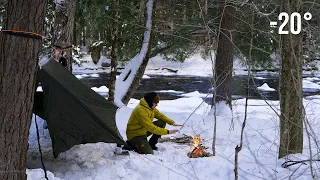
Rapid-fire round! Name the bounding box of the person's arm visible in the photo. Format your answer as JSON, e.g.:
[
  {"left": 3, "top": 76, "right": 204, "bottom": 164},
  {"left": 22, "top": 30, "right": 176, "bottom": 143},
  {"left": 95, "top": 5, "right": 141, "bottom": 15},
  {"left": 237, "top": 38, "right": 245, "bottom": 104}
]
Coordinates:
[
  {"left": 137, "top": 109, "right": 169, "bottom": 135},
  {"left": 154, "top": 108, "right": 174, "bottom": 125}
]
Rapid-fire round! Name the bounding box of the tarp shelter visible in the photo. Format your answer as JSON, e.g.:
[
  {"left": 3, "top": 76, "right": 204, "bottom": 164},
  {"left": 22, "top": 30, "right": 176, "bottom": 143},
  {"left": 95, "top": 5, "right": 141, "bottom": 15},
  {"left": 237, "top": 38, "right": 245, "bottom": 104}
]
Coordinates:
[{"left": 33, "top": 59, "right": 126, "bottom": 157}]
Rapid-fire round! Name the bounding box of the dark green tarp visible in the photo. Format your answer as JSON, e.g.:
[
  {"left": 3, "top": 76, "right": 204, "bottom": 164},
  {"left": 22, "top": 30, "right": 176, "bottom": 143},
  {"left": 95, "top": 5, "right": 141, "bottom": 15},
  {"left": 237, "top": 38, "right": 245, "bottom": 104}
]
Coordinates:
[{"left": 33, "top": 59, "right": 126, "bottom": 157}]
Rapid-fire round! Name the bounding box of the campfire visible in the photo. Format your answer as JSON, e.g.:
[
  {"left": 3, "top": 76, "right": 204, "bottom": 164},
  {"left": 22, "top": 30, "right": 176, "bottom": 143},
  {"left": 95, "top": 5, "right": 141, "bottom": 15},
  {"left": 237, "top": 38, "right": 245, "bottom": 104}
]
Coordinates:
[{"left": 187, "top": 136, "right": 211, "bottom": 158}]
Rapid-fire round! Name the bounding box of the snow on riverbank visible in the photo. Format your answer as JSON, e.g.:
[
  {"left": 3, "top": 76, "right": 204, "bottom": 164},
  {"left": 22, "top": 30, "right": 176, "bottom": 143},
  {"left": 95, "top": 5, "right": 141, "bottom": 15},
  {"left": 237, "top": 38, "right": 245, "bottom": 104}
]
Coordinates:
[
  {"left": 26, "top": 54, "right": 320, "bottom": 179},
  {"left": 28, "top": 95, "right": 320, "bottom": 180}
]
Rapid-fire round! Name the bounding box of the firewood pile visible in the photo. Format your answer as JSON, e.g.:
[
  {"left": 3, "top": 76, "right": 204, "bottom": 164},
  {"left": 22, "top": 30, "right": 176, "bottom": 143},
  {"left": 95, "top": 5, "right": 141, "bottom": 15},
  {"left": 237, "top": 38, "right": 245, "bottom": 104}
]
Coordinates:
[
  {"left": 159, "top": 134, "right": 212, "bottom": 158},
  {"left": 158, "top": 134, "right": 193, "bottom": 144}
]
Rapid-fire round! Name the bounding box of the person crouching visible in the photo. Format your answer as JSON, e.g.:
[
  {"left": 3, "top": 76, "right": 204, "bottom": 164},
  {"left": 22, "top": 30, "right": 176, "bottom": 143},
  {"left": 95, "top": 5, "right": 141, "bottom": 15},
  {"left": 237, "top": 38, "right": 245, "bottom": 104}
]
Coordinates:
[{"left": 125, "top": 92, "right": 183, "bottom": 154}]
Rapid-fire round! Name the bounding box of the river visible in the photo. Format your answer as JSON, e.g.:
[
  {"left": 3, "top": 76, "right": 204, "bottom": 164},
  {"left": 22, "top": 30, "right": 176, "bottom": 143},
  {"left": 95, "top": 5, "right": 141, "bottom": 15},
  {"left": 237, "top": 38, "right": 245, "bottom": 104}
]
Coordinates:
[{"left": 77, "top": 73, "right": 320, "bottom": 105}]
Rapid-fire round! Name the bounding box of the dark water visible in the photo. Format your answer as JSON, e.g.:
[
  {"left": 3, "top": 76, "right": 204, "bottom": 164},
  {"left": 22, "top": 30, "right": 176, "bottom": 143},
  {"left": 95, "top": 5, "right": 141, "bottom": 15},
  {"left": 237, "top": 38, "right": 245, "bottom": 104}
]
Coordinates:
[{"left": 77, "top": 73, "right": 320, "bottom": 104}]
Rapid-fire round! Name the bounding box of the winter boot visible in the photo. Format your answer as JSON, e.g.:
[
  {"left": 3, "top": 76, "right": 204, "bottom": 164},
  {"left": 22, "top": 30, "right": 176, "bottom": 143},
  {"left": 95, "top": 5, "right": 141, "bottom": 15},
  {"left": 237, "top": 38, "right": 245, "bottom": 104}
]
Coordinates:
[
  {"left": 149, "top": 134, "right": 161, "bottom": 151},
  {"left": 123, "top": 140, "right": 140, "bottom": 152}
]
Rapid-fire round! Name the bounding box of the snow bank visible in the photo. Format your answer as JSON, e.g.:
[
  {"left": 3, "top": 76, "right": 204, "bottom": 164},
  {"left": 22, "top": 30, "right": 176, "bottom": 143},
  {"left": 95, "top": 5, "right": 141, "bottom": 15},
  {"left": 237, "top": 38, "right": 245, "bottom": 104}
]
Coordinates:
[{"left": 257, "top": 83, "right": 276, "bottom": 91}]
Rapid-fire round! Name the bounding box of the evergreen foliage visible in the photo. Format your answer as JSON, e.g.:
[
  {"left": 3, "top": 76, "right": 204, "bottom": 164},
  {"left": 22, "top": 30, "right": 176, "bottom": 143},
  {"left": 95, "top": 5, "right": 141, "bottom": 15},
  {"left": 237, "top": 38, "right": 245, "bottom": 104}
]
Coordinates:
[
  {"left": 73, "top": 0, "right": 218, "bottom": 63},
  {"left": 235, "top": 2, "right": 278, "bottom": 69},
  {"left": 1, "top": 0, "right": 319, "bottom": 68}
]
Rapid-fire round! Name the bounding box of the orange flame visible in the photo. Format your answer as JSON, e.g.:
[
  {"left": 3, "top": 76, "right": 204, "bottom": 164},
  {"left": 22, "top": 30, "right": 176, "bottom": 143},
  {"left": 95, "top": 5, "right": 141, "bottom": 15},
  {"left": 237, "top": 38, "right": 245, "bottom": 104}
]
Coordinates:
[
  {"left": 189, "top": 135, "right": 210, "bottom": 158},
  {"left": 191, "top": 135, "right": 201, "bottom": 148},
  {"left": 191, "top": 135, "right": 205, "bottom": 155}
]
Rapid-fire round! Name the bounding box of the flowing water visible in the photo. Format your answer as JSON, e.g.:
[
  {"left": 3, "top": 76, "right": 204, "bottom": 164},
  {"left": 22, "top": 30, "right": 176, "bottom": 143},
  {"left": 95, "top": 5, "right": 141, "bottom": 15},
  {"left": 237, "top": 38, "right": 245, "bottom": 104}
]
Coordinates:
[{"left": 77, "top": 73, "right": 320, "bottom": 105}]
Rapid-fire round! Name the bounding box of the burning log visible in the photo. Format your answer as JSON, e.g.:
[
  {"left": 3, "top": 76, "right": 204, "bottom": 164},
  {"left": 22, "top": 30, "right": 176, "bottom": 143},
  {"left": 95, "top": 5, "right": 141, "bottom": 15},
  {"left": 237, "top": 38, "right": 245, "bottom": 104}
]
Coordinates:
[
  {"left": 187, "top": 145, "right": 211, "bottom": 158},
  {"left": 187, "top": 136, "right": 212, "bottom": 158}
]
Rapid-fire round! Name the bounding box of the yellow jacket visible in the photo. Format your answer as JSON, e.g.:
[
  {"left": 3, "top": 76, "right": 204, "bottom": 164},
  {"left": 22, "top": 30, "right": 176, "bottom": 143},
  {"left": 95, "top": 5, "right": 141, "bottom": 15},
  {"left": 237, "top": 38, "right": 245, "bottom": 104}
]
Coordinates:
[{"left": 126, "top": 98, "right": 174, "bottom": 141}]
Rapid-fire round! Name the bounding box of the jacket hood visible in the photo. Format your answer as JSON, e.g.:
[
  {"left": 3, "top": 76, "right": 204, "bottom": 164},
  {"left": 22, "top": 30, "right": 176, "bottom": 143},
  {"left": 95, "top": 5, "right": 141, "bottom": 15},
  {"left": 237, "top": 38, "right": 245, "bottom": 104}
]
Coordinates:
[
  {"left": 139, "top": 98, "right": 153, "bottom": 110},
  {"left": 143, "top": 92, "right": 160, "bottom": 108}
]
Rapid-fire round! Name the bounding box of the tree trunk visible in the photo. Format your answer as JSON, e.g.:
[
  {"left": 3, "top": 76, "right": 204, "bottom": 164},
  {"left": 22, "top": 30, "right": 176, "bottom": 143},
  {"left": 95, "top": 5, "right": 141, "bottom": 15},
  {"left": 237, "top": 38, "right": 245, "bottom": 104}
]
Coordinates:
[
  {"left": 121, "top": 1, "right": 154, "bottom": 105},
  {"left": 122, "top": 39, "right": 152, "bottom": 105},
  {"left": 115, "top": 0, "right": 154, "bottom": 106},
  {"left": 108, "top": 0, "right": 120, "bottom": 103},
  {"left": 0, "top": 0, "right": 6, "bottom": 27},
  {"left": 0, "top": 1, "right": 47, "bottom": 180},
  {"left": 214, "top": 0, "right": 237, "bottom": 106},
  {"left": 278, "top": 0, "right": 303, "bottom": 159},
  {"left": 52, "top": 0, "right": 76, "bottom": 71}
]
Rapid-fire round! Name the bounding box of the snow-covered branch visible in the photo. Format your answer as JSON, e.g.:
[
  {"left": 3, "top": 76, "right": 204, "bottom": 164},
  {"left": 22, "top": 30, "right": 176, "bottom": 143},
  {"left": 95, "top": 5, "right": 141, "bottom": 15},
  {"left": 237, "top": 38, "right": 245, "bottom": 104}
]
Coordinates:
[{"left": 114, "top": 0, "right": 154, "bottom": 107}]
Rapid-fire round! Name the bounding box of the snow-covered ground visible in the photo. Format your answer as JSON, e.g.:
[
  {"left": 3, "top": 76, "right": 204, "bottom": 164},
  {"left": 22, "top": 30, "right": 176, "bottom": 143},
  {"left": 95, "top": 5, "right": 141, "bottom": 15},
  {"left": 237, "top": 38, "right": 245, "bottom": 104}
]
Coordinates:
[
  {"left": 72, "top": 54, "right": 320, "bottom": 77},
  {"left": 27, "top": 54, "right": 320, "bottom": 179}
]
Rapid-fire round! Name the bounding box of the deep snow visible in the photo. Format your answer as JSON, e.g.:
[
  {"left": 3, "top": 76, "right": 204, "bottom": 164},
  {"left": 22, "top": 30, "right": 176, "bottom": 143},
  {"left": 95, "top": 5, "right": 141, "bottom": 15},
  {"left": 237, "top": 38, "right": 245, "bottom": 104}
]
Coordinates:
[{"left": 27, "top": 55, "right": 320, "bottom": 180}]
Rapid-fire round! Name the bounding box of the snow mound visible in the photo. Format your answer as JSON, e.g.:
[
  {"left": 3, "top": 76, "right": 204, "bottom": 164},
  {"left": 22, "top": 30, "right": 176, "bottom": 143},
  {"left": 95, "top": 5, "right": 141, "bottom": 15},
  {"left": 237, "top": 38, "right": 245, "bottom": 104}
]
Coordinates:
[
  {"left": 142, "top": 75, "right": 151, "bottom": 79},
  {"left": 91, "top": 86, "right": 109, "bottom": 93},
  {"left": 257, "top": 83, "right": 276, "bottom": 91},
  {"left": 27, "top": 169, "right": 61, "bottom": 180}
]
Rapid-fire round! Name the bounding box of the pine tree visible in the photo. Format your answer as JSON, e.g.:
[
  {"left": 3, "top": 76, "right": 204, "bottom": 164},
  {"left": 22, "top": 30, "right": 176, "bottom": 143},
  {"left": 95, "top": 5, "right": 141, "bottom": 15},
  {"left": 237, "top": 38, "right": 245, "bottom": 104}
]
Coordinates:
[
  {"left": 214, "top": 0, "right": 237, "bottom": 106},
  {"left": 278, "top": 0, "right": 303, "bottom": 158}
]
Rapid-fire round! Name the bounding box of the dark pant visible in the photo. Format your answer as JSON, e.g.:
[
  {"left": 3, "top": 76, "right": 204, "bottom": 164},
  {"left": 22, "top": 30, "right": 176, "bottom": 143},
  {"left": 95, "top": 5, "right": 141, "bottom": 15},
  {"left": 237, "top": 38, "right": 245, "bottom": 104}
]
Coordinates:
[{"left": 128, "top": 120, "right": 166, "bottom": 154}]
